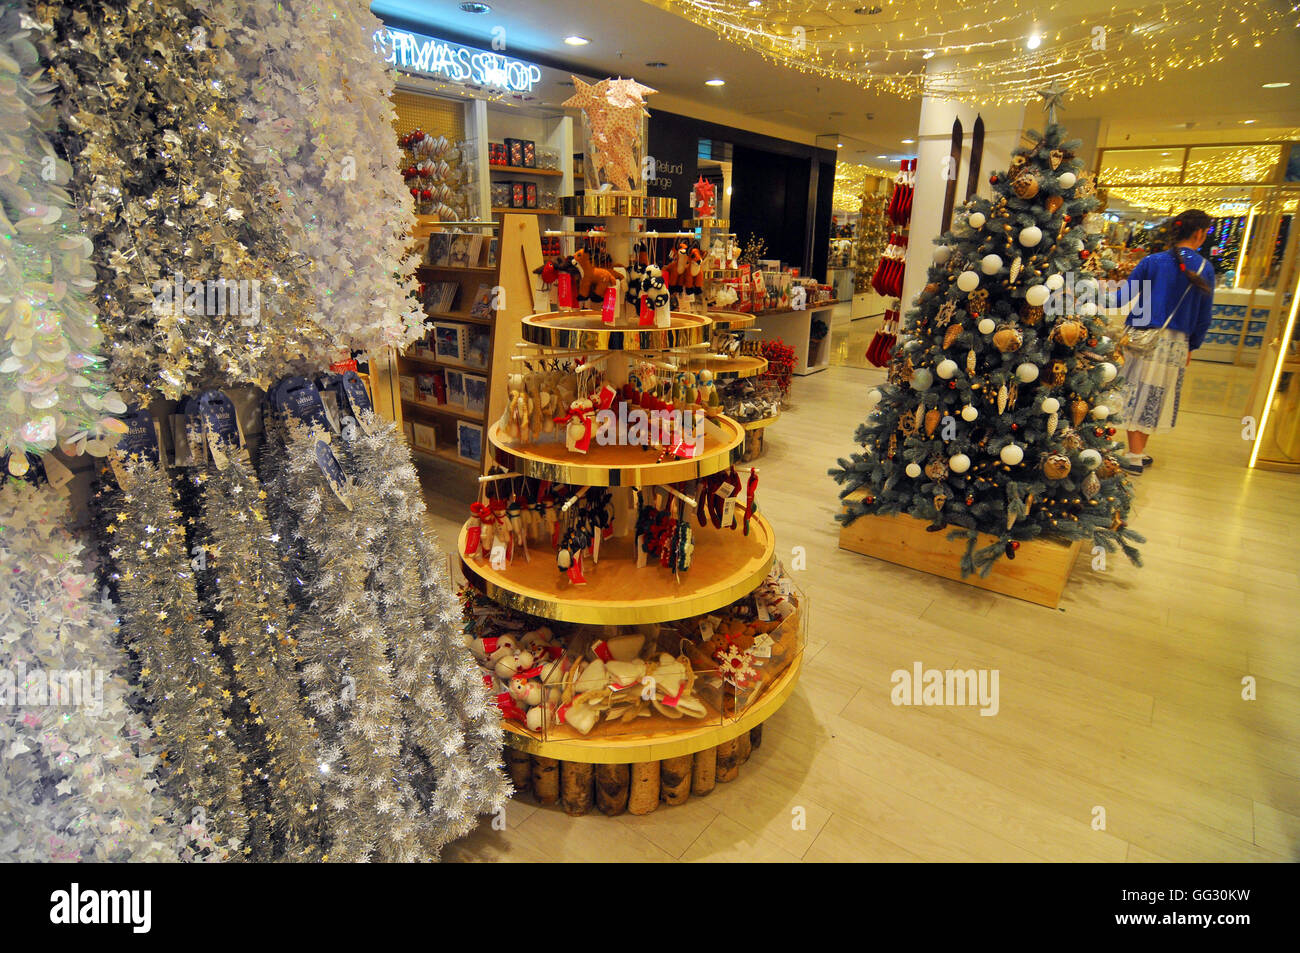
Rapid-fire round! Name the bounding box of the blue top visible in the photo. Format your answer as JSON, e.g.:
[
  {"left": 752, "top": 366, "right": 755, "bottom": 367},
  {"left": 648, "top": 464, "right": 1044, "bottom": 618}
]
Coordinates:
[{"left": 1116, "top": 248, "right": 1216, "bottom": 350}]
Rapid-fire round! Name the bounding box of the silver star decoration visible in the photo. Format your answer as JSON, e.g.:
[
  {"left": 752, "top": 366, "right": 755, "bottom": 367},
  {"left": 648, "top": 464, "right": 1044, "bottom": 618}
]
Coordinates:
[{"left": 1037, "top": 83, "right": 1068, "bottom": 125}]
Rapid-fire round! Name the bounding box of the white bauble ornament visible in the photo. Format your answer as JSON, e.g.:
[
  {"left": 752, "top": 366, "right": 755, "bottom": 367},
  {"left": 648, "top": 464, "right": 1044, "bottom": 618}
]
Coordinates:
[
  {"left": 933, "top": 245, "right": 953, "bottom": 265},
  {"left": 1079, "top": 449, "right": 1102, "bottom": 469},
  {"left": 1040, "top": 397, "right": 1060, "bottom": 414},
  {"left": 949, "top": 453, "right": 971, "bottom": 474},
  {"left": 956, "top": 270, "right": 980, "bottom": 293},
  {"left": 1019, "top": 225, "right": 1043, "bottom": 248},
  {"left": 1025, "top": 284, "right": 1050, "bottom": 307},
  {"left": 1058, "top": 171, "right": 1077, "bottom": 189},
  {"left": 980, "top": 253, "right": 1003, "bottom": 275},
  {"left": 1091, "top": 405, "right": 1110, "bottom": 420},
  {"left": 1079, "top": 301, "right": 1098, "bottom": 317},
  {"left": 911, "top": 368, "right": 934, "bottom": 391},
  {"left": 968, "top": 211, "right": 986, "bottom": 229},
  {"left": 977, "top": 318, "right": 996, "bottom": 335},
  {"left": 936, "top": 359, "right": 958, "bottom": 379},
  {"left": 905, "top": 462, "right": 922, "bottom": 478},
  {"left": 1098, "top": 362, "right": 1117, "bottom": 383},
  {"left": 1045, "top": 273, "right": 1065, "bottom": 291},
  {"left": 1000, "top": 443, "right": 1024, "bottom": 466},
  {"left": 960, "top": 404, "right": 978, "bottom": 422},
  {"left": 1015, "top": 362, "right": 1040, "bottom": 383},
  {"left": 866, "top": 388, "right": 882, "bottom": 410}
]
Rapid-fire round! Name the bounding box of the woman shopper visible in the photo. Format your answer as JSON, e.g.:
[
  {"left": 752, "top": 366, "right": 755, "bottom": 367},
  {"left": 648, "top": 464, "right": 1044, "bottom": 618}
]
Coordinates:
[{"left": 1115, "top": 209, "right": 1216, "bottom": 474}]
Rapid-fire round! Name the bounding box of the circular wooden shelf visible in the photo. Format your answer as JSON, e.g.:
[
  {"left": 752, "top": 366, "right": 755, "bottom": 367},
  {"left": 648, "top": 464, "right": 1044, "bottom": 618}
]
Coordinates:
[
  {"left": 520, "top": 310, "right": 711, "bottom": 351},
  {"left": 695, "top": 355, "right": 768, "bottom": 380},
  {"left": 501, "top": 653, "right": 801, "bottom": 764},
  {"left": 708, "top": 312, "right": 755, "bottom": 330},
  {"left": 487, "top": 416, "right": 744, "bottom": 487},
  {"left": 459, "top": 513, "right": 775, "bottom": 626},
  {"left": 741, "top": 414, "right": 780, "bottom": 431}
]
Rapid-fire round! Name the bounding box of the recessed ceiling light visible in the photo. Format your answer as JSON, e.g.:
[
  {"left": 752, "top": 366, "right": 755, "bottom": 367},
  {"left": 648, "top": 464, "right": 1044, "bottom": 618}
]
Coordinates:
[
  {"left": 900, "top": 138, "right": 915, "bottom": 144},
  {"left": 1262, "top": 81, "right": 1291, "bottom": 88},
  {"left": 645, "top": 61, "right": 668, "bottom": 68},
  {"left": 563, "top": 35, "right": 590, "bottom": 46},
  {"left": 1241, "top": 119, "right": 1257, "bottom": 124},
  {"left": 458, "top": 2, "right": 491, "bottom": 13},
  {"left": 705, "top": 78, "right": 725, "bottom": 86},
  {"left": 877, "top": 154, "right": 887, "bottom": 159},
  {"left": 1026, "top": 32, "right": 1042, "bottom": 50},
  {"left": 748, "top": 0, "right": 762, "bottom": 6},
  {"left": 837, "top": 142, "right": 843, "bottom": 148},
  {"left": 922, "top": 51, "right": 935, "bottom": 59}
]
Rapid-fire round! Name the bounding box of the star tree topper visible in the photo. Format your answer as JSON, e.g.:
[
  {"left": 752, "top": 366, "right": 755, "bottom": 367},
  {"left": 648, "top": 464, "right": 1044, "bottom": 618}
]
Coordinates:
[{"left": 1036, "top": 82, "right": 1068, "bottom": 125}]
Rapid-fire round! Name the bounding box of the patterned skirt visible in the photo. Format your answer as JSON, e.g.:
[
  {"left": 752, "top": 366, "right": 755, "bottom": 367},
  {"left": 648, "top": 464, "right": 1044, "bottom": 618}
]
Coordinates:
[{"left": 1120, "top": 329, "right": 1189, "bottom": 434}]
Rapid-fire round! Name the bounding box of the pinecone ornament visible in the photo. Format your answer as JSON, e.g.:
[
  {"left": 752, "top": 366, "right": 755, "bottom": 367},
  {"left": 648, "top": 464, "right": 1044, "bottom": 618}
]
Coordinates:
[
  {"left": 1070, "top": 398, "right": 1089, "bottom": 427},
  {"left": 925, "top": 408, "right": 942, "bottom": 437},
  {"left": 997, "top": 383, "right": 1008, "bottom": 414},
  {"left": 943, "top": 323, "right": 963, "bottom": 349}
]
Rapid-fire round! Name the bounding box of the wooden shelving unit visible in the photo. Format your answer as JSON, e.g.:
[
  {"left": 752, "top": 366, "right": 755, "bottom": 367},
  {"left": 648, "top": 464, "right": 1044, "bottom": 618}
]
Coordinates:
[{"left": 489, "top": 166, "right": 564, "bottom": 177}]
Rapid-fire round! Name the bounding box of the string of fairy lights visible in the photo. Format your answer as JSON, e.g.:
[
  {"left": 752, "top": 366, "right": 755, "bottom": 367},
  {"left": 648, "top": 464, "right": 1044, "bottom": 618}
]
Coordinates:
[{"left": 643, "top": 0, "right": 1296, "bottom": 104}]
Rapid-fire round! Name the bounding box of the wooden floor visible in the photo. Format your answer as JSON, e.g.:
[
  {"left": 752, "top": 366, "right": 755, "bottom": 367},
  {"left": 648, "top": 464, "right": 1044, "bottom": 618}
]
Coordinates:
[{"left": 419, "top": 331, "right": 1300, "bottom": 862}]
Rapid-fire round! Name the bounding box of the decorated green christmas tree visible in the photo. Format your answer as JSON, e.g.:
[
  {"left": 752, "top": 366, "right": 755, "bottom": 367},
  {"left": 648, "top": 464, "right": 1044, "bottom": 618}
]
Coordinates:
[{"left": 831, "top": 109, "right": 1144, "bottom": 576}]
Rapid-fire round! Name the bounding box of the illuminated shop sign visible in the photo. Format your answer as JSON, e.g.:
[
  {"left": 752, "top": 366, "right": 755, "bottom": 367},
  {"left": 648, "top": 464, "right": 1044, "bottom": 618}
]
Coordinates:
[{"left": 374, "top": 28, "right": 542, "bottom": 93}]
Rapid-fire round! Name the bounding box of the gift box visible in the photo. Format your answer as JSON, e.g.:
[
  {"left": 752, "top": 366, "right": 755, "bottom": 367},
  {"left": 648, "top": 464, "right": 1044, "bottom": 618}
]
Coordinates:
[
  {"left": 522, "top": 141, "right": 536, "bottom": 168},
  {"left": 505, "top": 138, "right": 526, "bottom": 168},
  {"left": 510, "top": 182, "right": 526, "bottom": 209},
  {"left": 524, "top": 182, "right": 538, "bottom": 209}
]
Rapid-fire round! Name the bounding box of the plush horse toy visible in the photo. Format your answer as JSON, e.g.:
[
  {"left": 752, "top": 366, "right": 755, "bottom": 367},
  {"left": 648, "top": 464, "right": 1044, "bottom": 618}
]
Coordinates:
[{"left": 573, "top": 248, "right": 624, "bottom": 303}]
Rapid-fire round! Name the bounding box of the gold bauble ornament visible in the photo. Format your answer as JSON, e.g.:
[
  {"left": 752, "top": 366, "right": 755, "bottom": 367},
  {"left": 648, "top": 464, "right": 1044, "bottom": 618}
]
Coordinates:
[
  {"left": 1042, "top": 453, "right": 1072, "bottom": 480},
  {"left": 1052, "top": 320, "right": 1087, "bottom": 347},
  {"left": 993, "top": 325, "right": 1023, "bottom": 353},
  {"left": 1012, "top": 172, "right": 1040, "bottom": 199}
]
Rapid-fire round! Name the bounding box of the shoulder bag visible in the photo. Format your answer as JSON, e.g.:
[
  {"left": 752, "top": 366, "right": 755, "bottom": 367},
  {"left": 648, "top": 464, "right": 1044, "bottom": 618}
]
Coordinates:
[{"left": 1126, "top": 256, "right": 1206, "bottom": 358}]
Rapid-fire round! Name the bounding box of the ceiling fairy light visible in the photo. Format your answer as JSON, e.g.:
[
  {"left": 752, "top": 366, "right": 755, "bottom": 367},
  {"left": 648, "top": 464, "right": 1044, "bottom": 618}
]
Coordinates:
[{"left": 641, "top": 0, "right": 1296, "bottom": 105}]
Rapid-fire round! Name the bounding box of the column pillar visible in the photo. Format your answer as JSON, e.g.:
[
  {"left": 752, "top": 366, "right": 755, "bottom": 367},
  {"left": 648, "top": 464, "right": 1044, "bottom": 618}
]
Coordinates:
[{"left": 899, "top": 65, "right": 1026, "bottom": 313}]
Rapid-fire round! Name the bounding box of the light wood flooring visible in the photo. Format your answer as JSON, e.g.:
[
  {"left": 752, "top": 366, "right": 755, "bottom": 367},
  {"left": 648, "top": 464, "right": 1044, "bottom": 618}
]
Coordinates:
[{"left": 418, "top": 339, "right": 1300, "bottom": 862}]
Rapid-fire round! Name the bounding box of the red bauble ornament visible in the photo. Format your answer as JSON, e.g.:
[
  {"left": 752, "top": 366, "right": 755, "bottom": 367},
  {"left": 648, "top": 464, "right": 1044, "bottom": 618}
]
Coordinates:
[
  {"left": 965, "top": 496, "right": 975, "bottom": 505},
  {"left": 421, "top": 189, "right": 433, "bottom": 200},
  {"left": 990, "top": 175, "right": 999, "bottom": 184},
  {"left": 865, "top": 496, "right": 875, "bottom": 504},
  {"left": 410, "top": 187, "right": 418, "bottom": 198},
  {"left": 947, "top": 381, "right": 957, "bottom": 389},
  {"left": 1011, "top": 540, "right": 1021, "bottom": 550},
  {"left": 1106, "top": 426, "right": 1116, "bottom": 436},
  {"left": 1080, "top": 250, "right": 1091, "bottom": 259},
  {"left": 1011, "top": 423, "right": 1018, "bottom": 431},
  {"left": 1094, "top": 427, "right": 1105, "bottom": 437}
]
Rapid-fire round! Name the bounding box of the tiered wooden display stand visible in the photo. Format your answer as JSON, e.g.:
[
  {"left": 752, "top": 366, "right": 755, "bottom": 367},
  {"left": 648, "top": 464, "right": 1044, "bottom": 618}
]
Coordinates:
[
  {"left": 463, "top": 196, "right": 803, "bottom": 816},
  {"left": 704, "top": 312, "right": 778, "bottom": 461}
]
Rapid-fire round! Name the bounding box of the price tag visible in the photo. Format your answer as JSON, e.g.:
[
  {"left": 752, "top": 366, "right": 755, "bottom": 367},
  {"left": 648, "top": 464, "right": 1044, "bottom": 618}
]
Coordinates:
[
  {"left": 198, "top": 390, "right": 242, "bottom": 471},
  {"left": 721, "top": 496, "right": 737, "bottom": 527},
  {"left": 314, "top": 440, "right": 352, "bottom": 510},
  {"left": 750, "top": 633, "right": 774, "bottom": 659},
  {"left": 756, "top": 601, "right": 771, "bottom": 622},
  {"left": 116, "top": 408, "right": 161, "bottom": 465},
  {"left": 699, "top": 619, "right": 715, "bottom": 641},
  {"left": 715, "top": 480, "right": 736, "bottom": 499},
  {"left": 601, "top": 286, "right": 618, "bottom": 325},
  {"left": 338, "top": 371, "right": 374, "bottom": 434},
  {"left": 272, "top": 377, "right": 331, "bottom": 435},
  {"left": 557, "top": 272, "right": 576, "bottom": 309},
  {"left": 639, "top": 294, "right": 654, "bottom": 327}
]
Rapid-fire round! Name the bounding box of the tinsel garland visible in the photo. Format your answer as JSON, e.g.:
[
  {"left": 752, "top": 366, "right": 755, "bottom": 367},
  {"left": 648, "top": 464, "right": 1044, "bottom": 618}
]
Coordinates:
[
  {"left": 259, "top": 417, "right": 426, "bottom": 861},
  {"left": 336, "top": 412, "right": 510, "bottom": 835},
  {"left": 202, "top": 0, "right": 423, "bottom": 359},
  {"left": 36, "top": 0, "right": 329, "bottom": 402},
  {"left": 0, "top": 8, "right": 124, "bottom": 468},
  {"left": 98, "top": 455, "right": 249, "bottom": 852},
  {"left": 0, "top": 480, "right": 188, "bottom": 861},
  {"left": 186, "top": 457, "right": 326, "bottom": 860}
]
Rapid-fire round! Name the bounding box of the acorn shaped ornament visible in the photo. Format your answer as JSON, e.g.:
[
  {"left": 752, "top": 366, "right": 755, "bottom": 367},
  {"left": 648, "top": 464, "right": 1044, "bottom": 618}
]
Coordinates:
[
  {"left": 925, "top": 408, "right": 942, "bottom": 437},
  {"left": 1070, "top": 398, "right": 1089, "bottom": 428}
]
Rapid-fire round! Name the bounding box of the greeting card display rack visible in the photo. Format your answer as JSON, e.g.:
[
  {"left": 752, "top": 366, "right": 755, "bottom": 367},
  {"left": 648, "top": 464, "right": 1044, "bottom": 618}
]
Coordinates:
[{"left": 459, "top": 193, "right": 805, "bottom": 816}]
